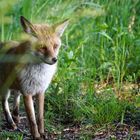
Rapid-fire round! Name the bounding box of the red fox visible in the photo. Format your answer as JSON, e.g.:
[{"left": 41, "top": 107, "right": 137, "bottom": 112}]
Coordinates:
[{"left": 0, "top": 16, "right": 69, "bottom": 139}]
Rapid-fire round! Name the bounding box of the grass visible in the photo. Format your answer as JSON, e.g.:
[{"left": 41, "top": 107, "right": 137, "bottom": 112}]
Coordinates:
[
  {"left": 0, "top": 131, "right": 23, "bottom": 140},
  {"left": 0, "top": 0, "right": 140, "bottom": 139}
]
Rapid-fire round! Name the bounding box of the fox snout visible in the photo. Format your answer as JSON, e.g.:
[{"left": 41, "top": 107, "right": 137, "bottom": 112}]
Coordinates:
[
  {"left": 42, "top": 56, "right": 57, "bottom": 65},
  {"left": 32, "top": 50, "right": 57, "bottom": 65}
]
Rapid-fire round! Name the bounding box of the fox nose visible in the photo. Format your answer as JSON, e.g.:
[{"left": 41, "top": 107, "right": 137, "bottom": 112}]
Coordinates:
[{"left": 52, "top": 57, "right": 57, "bottom": 63}]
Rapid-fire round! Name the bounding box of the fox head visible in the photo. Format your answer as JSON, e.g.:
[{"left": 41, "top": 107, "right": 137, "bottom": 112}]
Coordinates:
[{"left": 20, "top": 16, "right": 69, "bottom": 65}]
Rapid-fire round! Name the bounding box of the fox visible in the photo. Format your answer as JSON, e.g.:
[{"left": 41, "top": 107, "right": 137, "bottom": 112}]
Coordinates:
[{"left": 0, "top": 16, "right": 69, "bottom": 139}]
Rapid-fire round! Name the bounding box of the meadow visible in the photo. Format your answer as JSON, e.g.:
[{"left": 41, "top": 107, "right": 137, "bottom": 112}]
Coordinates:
[{"left": 0, "top": 0, "right": 140, "bottom": 139}]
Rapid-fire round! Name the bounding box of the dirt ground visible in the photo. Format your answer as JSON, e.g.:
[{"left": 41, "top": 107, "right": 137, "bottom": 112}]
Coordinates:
[{"left": 0, "top": 115, "right": 140, "bottom": 140}]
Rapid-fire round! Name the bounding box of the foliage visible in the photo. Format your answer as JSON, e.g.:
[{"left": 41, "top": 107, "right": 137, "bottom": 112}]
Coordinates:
[{"left": 0, "top": 0, "right": 140, "bottom": 139}]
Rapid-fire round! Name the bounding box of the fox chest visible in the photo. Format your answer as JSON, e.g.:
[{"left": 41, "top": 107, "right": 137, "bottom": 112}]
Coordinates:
[{"left": 18, "top": 64, "right": 56, "bottom": 95}]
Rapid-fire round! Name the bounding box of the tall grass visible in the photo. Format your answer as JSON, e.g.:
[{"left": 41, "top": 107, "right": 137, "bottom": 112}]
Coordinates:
[{"left": 0, "top": 0, "right": 140, "bottom": 137}]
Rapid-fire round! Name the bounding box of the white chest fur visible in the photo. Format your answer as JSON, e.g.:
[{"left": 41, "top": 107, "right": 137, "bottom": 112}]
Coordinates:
[{"left": 19, "top": 63, "right": 57, "bottom": 95}]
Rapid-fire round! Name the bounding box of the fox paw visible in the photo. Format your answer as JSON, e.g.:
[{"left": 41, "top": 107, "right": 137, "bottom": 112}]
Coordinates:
[
  {"left": 11, "top": 123, "right": 17, "bottom": 130},
  {"left": 40, "top": 133, "right": 46, "bottom": 139}
]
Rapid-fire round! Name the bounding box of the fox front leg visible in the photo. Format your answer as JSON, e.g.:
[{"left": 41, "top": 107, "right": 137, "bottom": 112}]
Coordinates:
[
  {"left": 23, "top": 94, "right": 40, "bottom": 139},
  {"left": 1, "top": 90, "right": 17, "bottom": 129},
  {"left": 36, "top": 93, "right": 45, "bottom": 138}
]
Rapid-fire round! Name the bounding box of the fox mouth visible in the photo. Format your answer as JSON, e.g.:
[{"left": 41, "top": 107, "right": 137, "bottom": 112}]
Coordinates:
[{"left": 40, "top": 58, "right": 56, "bottom": 65}]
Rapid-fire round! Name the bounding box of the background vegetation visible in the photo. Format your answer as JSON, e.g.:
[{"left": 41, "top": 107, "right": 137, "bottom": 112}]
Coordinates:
[{"left": 0, "top": 0, "right": 140, "bottom": 139}]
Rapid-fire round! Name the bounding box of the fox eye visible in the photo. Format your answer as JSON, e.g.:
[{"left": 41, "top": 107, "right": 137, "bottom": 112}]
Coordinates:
[
  {"left": 39, "top": 46, "right": 47, "bottom": 53},
  {"left": 42, "top": 46, "right": 47, "bottom": 50},
  {"left": 53, "top": 44, "right": 58, "bottom": 50}
]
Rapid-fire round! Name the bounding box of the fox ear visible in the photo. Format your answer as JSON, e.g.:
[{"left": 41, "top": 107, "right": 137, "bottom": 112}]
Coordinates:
[
  {"left": 20, "top": 16, "right": 36, "bottom": 36},
  {"left": 55, "top": 19, "right": 69, "bottom": 37}
]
